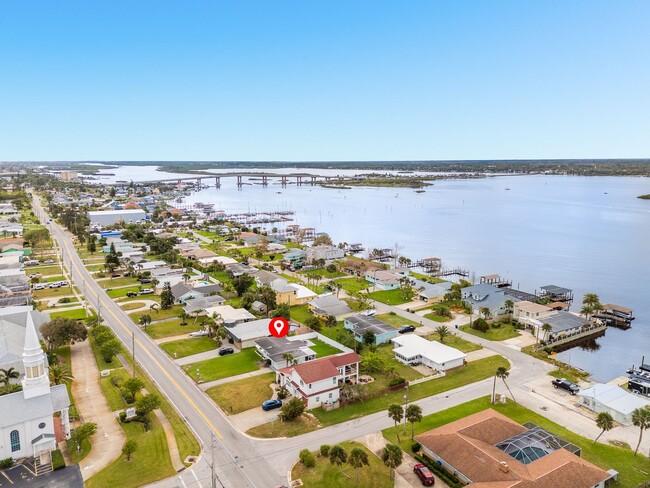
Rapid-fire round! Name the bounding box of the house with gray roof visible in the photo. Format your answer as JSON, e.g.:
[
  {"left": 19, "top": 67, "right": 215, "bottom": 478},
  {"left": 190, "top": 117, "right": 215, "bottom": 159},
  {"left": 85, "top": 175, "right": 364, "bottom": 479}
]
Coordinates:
[
  {"left": 413, "top": 280, "right": 452, "bottom": 303},
  {"left": 461, "top": 283, "right": 514, "bottom": 318},
  {"left": 253, "top": 269, "right": 280, "bottom": 287},
  {"left": 183, "top": 295, "right": 226, "bottom": 314},
  {"left": 344, "top": 314, "right": 398, "bottom": 345},
  {"left": 255, "top": 336, "right": 316, "bottom": 370},
  {"left": 308, "top": 295, "right": 354, "bottom": 320}
]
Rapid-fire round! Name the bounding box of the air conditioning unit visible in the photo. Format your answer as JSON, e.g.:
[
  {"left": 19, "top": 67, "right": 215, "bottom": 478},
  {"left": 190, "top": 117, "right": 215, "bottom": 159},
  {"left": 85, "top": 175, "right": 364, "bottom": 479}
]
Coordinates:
[{"left": 499, "top": 461, "right": 510, "bottom": 473}]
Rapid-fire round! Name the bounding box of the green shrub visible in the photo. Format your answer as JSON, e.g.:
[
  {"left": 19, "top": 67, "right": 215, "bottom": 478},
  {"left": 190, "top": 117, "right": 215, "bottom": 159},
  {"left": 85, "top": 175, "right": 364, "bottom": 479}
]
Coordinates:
[
  {"left": 414, "top": 454, "right": 463, "bottom": 488},
  {"left": 388, "top": 377, "right": 406, "bottom": 387},
  {"left": 119, "top": 411, "right": 127, "bottom": 422},
  {"left": 299, "top": 449, "right": 316, "bottom": 468},
  {"left": 58, "top": 297, "right": 71, "bottom": 304},
  {"left": 0, "top": 457, "right": 13, "bottom": 469},
  {"left": 120, "top": 388, "right": 134, "bottom": 404},
  {"left": 471, "top": 318, "right": 489, "bottom": 333},
  {"left": 110, "top": 376, "right": 123, "bottom": 387},
  {"left": 319, "top": 444, "right": 330, "bottom": 457},
  {"left": 491, "top": 322, "right": 502, "bottom": 329},
  {"left": 411, "top": 442, "right": 421, "bottom": 453},
  {"left": 51, "top": 449, "right": 65, "bottom": 470}
]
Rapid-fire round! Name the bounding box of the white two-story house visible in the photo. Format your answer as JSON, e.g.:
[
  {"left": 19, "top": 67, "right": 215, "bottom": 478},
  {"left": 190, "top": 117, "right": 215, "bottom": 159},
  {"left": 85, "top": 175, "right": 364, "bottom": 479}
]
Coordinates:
[{"left": 276, "top": 352, "right": 360, "bottom": 409}]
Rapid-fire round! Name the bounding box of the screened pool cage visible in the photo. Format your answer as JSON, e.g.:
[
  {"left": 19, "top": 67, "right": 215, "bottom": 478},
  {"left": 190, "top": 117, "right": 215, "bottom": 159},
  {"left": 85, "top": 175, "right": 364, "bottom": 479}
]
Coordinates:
[{"left": 495, "top": 422, "right": 581, "bottom": 465}]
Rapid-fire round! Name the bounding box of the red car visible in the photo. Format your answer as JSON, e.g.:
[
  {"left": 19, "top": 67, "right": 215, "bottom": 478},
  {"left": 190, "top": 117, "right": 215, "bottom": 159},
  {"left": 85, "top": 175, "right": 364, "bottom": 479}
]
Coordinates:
[{"left": 413, "top": 463, "right": 435, "bottom": 486}]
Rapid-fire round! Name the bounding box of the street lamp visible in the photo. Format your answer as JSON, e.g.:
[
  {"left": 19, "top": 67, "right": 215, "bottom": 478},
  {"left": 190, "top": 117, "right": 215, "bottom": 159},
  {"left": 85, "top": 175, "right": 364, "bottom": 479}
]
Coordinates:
[{"left": 403, "top": 385, "right": 409, "bottom": 434}]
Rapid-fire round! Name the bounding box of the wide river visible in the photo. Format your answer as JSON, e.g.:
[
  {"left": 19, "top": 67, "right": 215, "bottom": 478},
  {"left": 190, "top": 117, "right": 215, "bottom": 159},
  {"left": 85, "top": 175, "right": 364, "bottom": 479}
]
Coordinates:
[{"left": 94, "top": 165, "right": 650, "bottom": 382}]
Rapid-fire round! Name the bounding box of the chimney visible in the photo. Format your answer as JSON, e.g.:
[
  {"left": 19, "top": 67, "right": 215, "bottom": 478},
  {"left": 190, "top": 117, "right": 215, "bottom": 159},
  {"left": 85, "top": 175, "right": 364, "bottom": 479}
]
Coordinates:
[{"left": 499, "top": 461, "right": 510, "bottom": 473}]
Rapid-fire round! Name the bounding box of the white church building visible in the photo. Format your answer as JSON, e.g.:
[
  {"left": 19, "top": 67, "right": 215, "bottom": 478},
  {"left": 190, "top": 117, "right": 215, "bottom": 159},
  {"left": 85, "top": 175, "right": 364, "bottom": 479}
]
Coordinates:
[{"left": 0, "top": 308, "right": 71, "bottom": 465}]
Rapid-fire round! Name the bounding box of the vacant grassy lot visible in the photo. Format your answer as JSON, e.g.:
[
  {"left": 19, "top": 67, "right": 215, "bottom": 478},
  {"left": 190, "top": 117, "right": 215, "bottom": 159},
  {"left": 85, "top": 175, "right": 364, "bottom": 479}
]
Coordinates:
[
  {"left": 44, "top": 275, "right": 66, "bottom": 283},
  {"left": 332, "top": 277, "right": 369, "bottom": 295},
  {"left": 375, "top": 312, "right": 422, "bottom": 328},
  {"left": 27, "top": 265, "right": 62, "bottom": 276},
  {"left": 383, "top": 396, "right": 650, "bottom": 488},
  {"left": 132, "top": 305, "right": 183, "bottom": 322},
  {"left": 50, "top": 308, "right": 92, "bottom": 321},
  {"left": 246, "top": 414, "right": 321, "bottom": 438},
  {"left": 107, "top": 287, "right": 144, "bottom": 298},
  {"left": 290, "top": 304, "right": 316, "bottom": 325},
  {"left": 206, "top": 372, "right": 276, "bottom": 414},
  {"left": 311, "top": 355, "right": 509, "bottom": 426},
  {"left": 183, "top": 348, "right": 261, "bottom": 383},
  {"left": 423, "top": 311, "right": 452, "bottom": 322},
  {"left": 33, "top": 287, "right": 75, "bottom": 299},
  {"left": 426, "top": 331, "right": 482, "bottom": 353},
  {"left": 309, "top": 339, "right": 343, "bottom": 357},
  {"left": 119, "top": 301, "right": 148, "bottom": 311},
  {"left": 460, "top": 323, "right": 520, "bottom": 341},
  {"left": 292, "top": 441, "right": 392, "bottom": 488},
  {"left": 160, "top": 337, "right": 217, "bottom": 359},
  {"left": 98, "top": 277, "right": 141, "bottom": 289},
  {"left": 300, "top": 268, "right": 346, "bottom": 279},
  {"left": 145, "top": 319, "right": 203, "bottom": 340},
  {"left": 86, "top": 416, "right": 175, "bottom": 488},
  {"left": 367, "top": 289, "right": 412, "bottom": 305}
]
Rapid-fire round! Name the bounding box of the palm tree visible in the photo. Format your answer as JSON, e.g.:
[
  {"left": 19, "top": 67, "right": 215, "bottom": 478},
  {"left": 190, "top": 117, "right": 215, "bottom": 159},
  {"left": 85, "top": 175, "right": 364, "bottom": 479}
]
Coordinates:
[
  {"left": 435, "top": 325, "right": 450, "bottom": 344},
  {"left": 387, "top": 404, "right": 404, "bottom": 443},
  {"left": 580, "top": 305, "right": 593, "bottom": 320},
  {"left": 182, "top": 273, "right": 191, "bottom": 284},
  {"left": 328, "top": 444, "right": 347, "bottom": 466},
  {"left": 348, "top": 447, "right": 369, "bottom": 483},
  {"left": 583, "top": 292, "right": 600, "bottom": 308},
  {"left": 631, "top": 407, "right": 650, "bottom": 455},
  {"left": 479, "top": 307, "right": 492, "bottom": 321},
  {"left": 593, "top": 412, "right": 614, "bottom": 443},
  {"left": 381, "top": 443, "right": 403, "bottom": 481},
  {"left": 541, "top": 323, "right": 553, "bottom": 342},
  {"left": 0, "top": 367, "right": 20, "bottom": 386},
  {"left": 209, "top": 312, "right": 223, "bottom": 338},
  {"left": 405, "top": 404, "right": 422, "bottom": 440},
  {"left": 282, "top": 352, "right": 295, "bottom": 367},
  {"left": 138, "top": 314, "right": 152, "bottom": 330},
  {"left": 149, "top": 303, "right": 159, "bottom": 314},
  {"left": 495, "top": 366, "right": 516, "bottom": 403},
  {"left": 334, "top": 282, "right": 342, "bottom": 298},
  {"left": 178, "top": 311, "right": 189, "bottom": 325},
  {"left": 504, "top": 299, "right": 515, "bottom": 315},
  {"left": 49, "top": 364, "right": 74, "bottom": 385}
]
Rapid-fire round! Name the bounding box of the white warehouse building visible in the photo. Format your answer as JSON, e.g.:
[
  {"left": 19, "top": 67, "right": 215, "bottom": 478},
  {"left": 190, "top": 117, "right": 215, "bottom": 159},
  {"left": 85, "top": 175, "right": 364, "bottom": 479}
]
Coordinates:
[
  {"left": 392, "top": 335, "right": 466, "bottom": 372},
  {"left": 88, "top": 209, "right": 147, "bottom": 227},
  {"left": 578, "top": 384, "right": 650, "bottom": 426}
]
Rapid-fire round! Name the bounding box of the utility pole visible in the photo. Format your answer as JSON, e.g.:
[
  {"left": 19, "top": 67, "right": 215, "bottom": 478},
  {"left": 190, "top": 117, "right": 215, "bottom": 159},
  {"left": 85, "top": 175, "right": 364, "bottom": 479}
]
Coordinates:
[
  {"left": 132, "top": 332, "right": 136, "bottom": 378},
  {"left": 210, "top": 432, "right": 225, "bottom": 488},
  {"left": 403, "top": 385, "right": 409, "bottom": 434}
]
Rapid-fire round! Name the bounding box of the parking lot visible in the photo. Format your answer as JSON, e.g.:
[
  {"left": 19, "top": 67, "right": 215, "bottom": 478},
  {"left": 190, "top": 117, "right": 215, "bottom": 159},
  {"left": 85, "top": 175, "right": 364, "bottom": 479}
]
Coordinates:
[{"left": 0, "top": 464, "right": 82, "bottom": 488}]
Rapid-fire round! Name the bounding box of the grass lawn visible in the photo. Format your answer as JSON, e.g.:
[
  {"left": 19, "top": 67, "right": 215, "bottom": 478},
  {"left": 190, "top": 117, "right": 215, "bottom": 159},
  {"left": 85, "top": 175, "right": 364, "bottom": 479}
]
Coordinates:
[
  {"left": 206, "top": 372, "right": 276, "bottom": 414},
  {"left": 183, "top": 348, "right": 261, "bottom": 383},
  {"left": 311, "top": 355, "right": 509, "bottom": 426},
  {"left": 131, "top": 305, "right": 183, "bottom": 322},
  {"left": 426, "top": 331, "right": 482, "bottom": 353},
  {"left": 120, "top": 301, "right": 147, "bottom": 311},
  {"left": 144, "top": 319, "right": 203, "bottom": 340},
  {"left": 292, "top": 441, "right": 392, "bottom": 488},
  {"left": 460, "top": 323, "right": 521, "bottom": 341},
  {"left": 246, "top": 414, "right": 321, "bottom": 438},
  {"left": 49, "top": 308, "right": 92, "bottom": 320},
  {"left": 99, "top": 368, "right": 132, "bottom": 411},
  {"left": 85, "top": 264, "right": 105, "bottom": 272},
  {"left": 86, "top": 416, "right": 175, "bottom": 488},
  {"left": 27, "top": 265, "right": 62, "bottom": 276},
  {"left": 107, "top": 286, "right": 144, "bottom": 298},
  {"left": 342, "top": 298, "right": 365, "bottom": 312},
  {"left": 300, "top": 268, "right": 346, "bottom": 279},
  {"left": 383, "top": 396, "right": 650, "bottom": 488},
  {"left": 160, "top": 337, "right": 217, "bottom": 359},
  {"left": 33, "top": 287, "right": 75, "bottom": 299},
  {"left": 98, "top": 277, "right": 141, "bottom": 289},
  {"left": 423, "top": 312, "right": 452, "bottom": 322},
  {"left": 44, "top": 275, "right": 66, "bottom": 282},
  {"left": 309, "top": 339, "right": 343, "bottom": 357},
  {"left": 69, "top": 437, "right": 91, "bottom": 464},
  {"left": 290, "top": 304, "right": 316, "bottom": 325},
  {"left": 367, "top": 289, "right": 412, "bottom": 306},
  {"left": 375, "top": 312, "right": 422, "bottom": 328},
  {"left": 332, "top": 277, "right": 369, "bottom": 295},
  {"left": 408, "top": 271, "right": 446, "bottom": 284}
]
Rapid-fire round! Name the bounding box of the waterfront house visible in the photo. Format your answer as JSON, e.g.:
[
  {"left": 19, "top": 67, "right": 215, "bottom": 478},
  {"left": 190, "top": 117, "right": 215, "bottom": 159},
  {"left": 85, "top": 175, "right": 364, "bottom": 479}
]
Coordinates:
[
  {"left": 414, "top": 280, "right": 452, "bottom": 303},
  {"left": 513, "top": 301, "right": 553, "bottom": 322},
  {"left": 391, "top": 335, "right": 466, "bottom": 371},
  {"left": 344, "top": 314, "right": 397, "bottom": 344},
  {"left": 578, "top": 384, "right": 650, "bottom": 426},
  {"left": 88, "top": 209, "right": 146, "bottom": 227},
  {"left": 461, "top": 283, "right": 511, "bottom": 318},
  {"left": 308, "top": 295, "right": 354, "bottom": 320},
  {"left": 276, "top": 352, "right": 360, "bottom": 409},
  {"left": 255, "top": 336, "right": 316, "bottom": 370},
  {"left": 306, "top": 245, "right": 344, "bottom": 264},
  {"left": 530, "top": 311, "right": 593, "bottom": 342},
  {"left": 416, "top": 409, "right": 612, "bottom": 488},
  {"left": 364, "top": 269, "right": 402, "bottom": 290}
]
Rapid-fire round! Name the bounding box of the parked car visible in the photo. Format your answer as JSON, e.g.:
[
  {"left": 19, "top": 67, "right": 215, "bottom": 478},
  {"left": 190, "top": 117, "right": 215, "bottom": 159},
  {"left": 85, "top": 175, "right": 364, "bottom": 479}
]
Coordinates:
[
  {"left": 48, "top": 283, "right": 61, "bottom": 289},
  {"left": 218, "top": 347, "right": 234, "bottom": 356},
  {"left": 125, "top": 291, "right": 138, "bottom": 298},
  {"left": 139, "top": 278, "right": 152, "bottom": 284},
  {"left": 123, "top": 272, "right": 131, "bottom": 277},
  {"left": 551, "top": 378, "right": 580, "bottom": 395},
  {"left": 399, "top": 325, "right": 416, "bottom": 334},
  {"left": 58, "top": 281, "right": 68, "bottom": 286},
  {"left": 111, "top": 273, "right": 121, "bottom": 278},
  {"left": 189, "top": 330, "right": 209, "bottom": 337},
  {"left": 33, "top": 284, "right": 45, "bottom": 290},
  {"left": 362, "top": 309, "right": 376, "bottom": 316},
  {"left": 139, "top": 288, "right": 154, "bottom": 295},
  {"left": 413, "top": 463, "right": 435, "bottom": 486},
  {"left": 261, "top": 399, "right": 282, "bottom": 411},
  {"left": 44, "top": 259, "right": 54, "bottom": 265}
]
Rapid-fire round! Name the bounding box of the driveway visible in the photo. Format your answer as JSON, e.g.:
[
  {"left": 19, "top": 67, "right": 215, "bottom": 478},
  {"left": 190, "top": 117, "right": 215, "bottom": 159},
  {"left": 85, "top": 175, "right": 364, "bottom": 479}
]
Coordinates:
[{"left": 230, "top": 382, "right": 280, "bottom": 431}]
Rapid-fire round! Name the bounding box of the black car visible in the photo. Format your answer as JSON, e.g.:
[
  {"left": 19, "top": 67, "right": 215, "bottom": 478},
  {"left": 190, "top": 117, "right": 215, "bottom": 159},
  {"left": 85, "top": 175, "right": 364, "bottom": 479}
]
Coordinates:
[
  {"left": 552, "top": 378, "right": 580, "bottom": 395},
  {"left": 399, "top": 325, "right": 416, "bottom": 334},
  {"left": 111, "top": 273, "right": 121, "bottom": 278},
  {"left": 218, "top": 347, "right": 234, "bottom": 356},
  {"left": 125, "top": 291, "right": 138, "bottom": 298},
  {"left": 123, "top": 272, "right": 131, "bottom": 277},
  {"left": 139, "top": 278, "right": 152, "bottom": 284}
]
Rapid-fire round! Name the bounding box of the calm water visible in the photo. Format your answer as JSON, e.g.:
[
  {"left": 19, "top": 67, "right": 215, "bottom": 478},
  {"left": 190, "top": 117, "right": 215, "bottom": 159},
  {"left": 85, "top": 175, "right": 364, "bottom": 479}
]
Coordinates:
[{"left": 97, "top": 167, "right": 650, "bottom": 382}]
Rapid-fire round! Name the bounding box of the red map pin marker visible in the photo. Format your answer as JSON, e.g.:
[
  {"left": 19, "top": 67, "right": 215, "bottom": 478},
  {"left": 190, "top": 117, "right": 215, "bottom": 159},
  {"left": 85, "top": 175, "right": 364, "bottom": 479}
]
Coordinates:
[{"left": 269, "top": 317, "right": 290, "bottom": 338}]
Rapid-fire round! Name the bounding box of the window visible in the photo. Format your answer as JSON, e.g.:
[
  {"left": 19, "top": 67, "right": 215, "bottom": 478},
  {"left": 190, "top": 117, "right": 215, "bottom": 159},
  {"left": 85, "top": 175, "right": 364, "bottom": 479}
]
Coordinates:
[
  {"left": 332, "top": 377, "right": 336, "bottom": 384},
  {"left": 329, "top": 393, "right": 333, "bottom": 398},
  {"left": 309, "top": 384, "right": 312, "bottom": 389},
  {"left": 38, "top": 422, "right": 46, "bottom": 429},
  {"left": 10, "top": 430, "right": 20, "bottom": 452},
  {"left": 315, "top": 397, "right": 319, "bottom": 402}
]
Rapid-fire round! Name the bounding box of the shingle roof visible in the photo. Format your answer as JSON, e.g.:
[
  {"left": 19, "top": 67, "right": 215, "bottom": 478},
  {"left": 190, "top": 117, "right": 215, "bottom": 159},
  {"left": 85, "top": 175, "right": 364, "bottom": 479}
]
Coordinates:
[
  {"left": 345, "top": 314, "right": 395, "bottom": 335},
  {"left": 279, "top": 352, "right": 360, "bottom": 383}
]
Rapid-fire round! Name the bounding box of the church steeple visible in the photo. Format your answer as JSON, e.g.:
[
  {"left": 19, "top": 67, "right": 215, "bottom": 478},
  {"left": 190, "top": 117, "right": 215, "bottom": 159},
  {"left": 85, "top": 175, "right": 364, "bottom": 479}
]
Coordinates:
[{"left": 21, "top": 312, "right": 50, "bottom": 399}]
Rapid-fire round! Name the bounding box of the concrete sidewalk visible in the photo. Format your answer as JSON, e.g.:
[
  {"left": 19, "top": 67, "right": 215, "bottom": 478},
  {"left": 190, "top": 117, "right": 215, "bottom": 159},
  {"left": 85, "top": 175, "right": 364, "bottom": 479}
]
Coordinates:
[{"left": 71, "top": 340, "right": 126, "bottom": 480}]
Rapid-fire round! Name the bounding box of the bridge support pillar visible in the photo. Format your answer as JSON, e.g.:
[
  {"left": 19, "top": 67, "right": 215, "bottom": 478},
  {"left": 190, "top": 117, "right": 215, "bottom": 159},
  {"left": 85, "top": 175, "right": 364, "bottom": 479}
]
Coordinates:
[
  {"left": 215, "top": 176, "right": 221, "bottom": 188},
  {"left": 237, "top": 175, "right": 243, "bottom": 189},
  {"left": 296, "top": 176, "right": 302, "bottom": 186},
  {"left": 311, "top": 176, "right": 316, "bottom": 185},
  {"left": 262, "top": 175, "right": 268, "bottom": 186}
]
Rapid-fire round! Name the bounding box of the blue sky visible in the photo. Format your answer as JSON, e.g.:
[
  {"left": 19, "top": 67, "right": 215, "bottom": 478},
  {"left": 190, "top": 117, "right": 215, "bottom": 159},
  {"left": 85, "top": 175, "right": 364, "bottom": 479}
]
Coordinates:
[{"left": 1, "top": 1, "right": 649, "bottom": 161}]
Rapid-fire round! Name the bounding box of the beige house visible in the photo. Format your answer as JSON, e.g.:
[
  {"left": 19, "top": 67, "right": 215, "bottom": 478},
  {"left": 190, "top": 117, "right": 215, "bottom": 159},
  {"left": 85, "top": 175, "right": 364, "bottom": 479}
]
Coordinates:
[{"left": 513, "top": 301, "right": 552, "bottom": 322}]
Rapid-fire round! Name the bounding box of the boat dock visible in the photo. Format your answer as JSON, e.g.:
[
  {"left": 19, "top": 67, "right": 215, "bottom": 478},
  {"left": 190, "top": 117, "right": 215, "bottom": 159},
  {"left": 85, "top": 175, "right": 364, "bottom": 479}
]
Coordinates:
[
  {"left": 479, "top": 274, "right": 512, "bottom": 288},
  {"left": 594, "top": 303, "right": 635, "bottom": 329}
]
